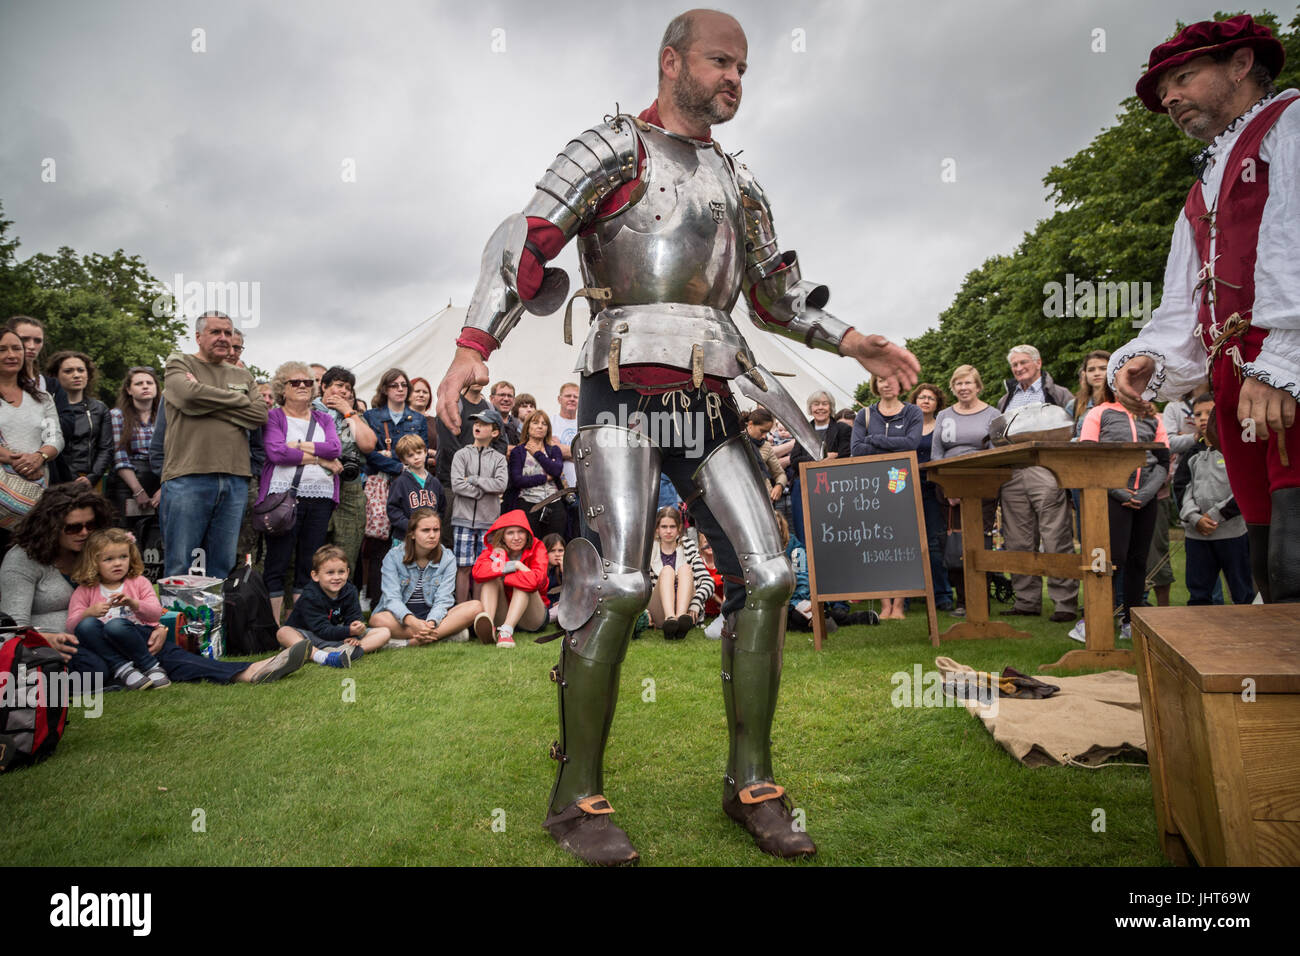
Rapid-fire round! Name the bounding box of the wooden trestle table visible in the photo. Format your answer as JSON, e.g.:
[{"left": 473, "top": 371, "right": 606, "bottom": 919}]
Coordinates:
[{"left": 923, "top": 441, "right": 1161, "bottom": 672}]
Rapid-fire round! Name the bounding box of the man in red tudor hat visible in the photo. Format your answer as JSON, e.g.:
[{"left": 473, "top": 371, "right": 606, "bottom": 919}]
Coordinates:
[{"left": 1111, "top": 14, "right": 1300, "bottom": 603}]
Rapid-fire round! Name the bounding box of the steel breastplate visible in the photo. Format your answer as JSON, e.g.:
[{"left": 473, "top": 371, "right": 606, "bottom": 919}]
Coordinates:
[{"left": 577, "top": 123, "right": 744, "bottom": 311}]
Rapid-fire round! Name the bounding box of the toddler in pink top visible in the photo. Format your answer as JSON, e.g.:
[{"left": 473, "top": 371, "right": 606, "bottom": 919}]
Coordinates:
[{"left": 66, "top": 528, "right": 169, "bottom": 690}]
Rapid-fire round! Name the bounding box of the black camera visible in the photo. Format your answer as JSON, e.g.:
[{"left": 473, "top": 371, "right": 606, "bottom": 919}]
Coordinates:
[{"left": 340, "top": 449, "right": 364, "bottom": 482}]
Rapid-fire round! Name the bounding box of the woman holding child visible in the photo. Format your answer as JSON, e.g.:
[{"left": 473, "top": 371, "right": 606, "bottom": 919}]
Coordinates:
[
  {"left": 370, "top": 508, "right": 484, "bottom": 645},
  {"left": 259, "top": 361, "right": 344, "bottom": 623},
  {"left": 0, "top": 484, "right": 305, "bottom": 684}
]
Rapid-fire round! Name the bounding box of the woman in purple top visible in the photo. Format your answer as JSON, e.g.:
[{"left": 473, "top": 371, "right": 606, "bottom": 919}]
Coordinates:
[
  {"left": 504, "top": 410, "right": 566, "bottom": 539},
  {"left": 851, "top": 375, "right": 922, "bottom": 618},
  {"left": 259, "top": 361, "right": 343, "bottom": 622}
]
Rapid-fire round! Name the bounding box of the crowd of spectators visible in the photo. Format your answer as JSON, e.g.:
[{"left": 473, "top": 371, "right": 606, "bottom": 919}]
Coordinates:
[{"left": 1, "top": 312, "right": 1254, "bottom": 682}]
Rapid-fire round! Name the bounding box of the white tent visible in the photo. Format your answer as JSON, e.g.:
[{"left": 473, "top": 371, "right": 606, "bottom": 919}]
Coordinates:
[{"left": 352, "top": 301, "right": 857, "bottom": 418}]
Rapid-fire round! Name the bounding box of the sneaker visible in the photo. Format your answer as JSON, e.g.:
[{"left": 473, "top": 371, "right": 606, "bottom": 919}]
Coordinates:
[
  {"left": 1119, "top": 622, "right": 1132, "bottom": 641},
  {"left": 704, "top": 617, "right": 724, "bottom": 640},
  {"left": 249, "top": 639, "right": 310, "bottom": 683},
  {"left": 323, "top": 650, "right": 350, "bottom": 668},
  {"left": 496, "top": 629, "right": 516, "bottom": 649},
  {"left": 661, "top": 618, "right": 681, "bottom": 641},
  {"left": 441, "top": 627, "right": 470, "bottom": 643},
  {"left": 1067, "top": 620, "right": 1086, "bottom": 643},
  {"left": 342, "top": 644, "right": 364, "bottom": 664},
  {"left": 673, "top": 615, "right": 695, "bottom": 638},
  {"left": 385, "top": 638, "right": 411, "bottom": 649},
  {"left": 472, "top": 612, "right": 496, "bottom": 645},
  {"left": 115, "top": 665, "right": 153, "bottom": 691},
  {"left": 144, "top": 665, "right": 171, "bottom": 689},
  {"left": 951, "top": 606, "right": 966, "bottom": 618}
]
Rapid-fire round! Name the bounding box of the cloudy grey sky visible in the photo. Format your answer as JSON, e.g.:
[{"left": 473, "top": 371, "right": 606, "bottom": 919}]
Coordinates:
[{"left": 0, "top": 0, "right": 1278, "bottom": 395}]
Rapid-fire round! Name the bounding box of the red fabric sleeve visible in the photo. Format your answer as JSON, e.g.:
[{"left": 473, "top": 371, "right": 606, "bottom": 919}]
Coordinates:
[
  {"left": 503, "top": 540, "right": 549, "bottom": 596},
  {"left": 471, "top": 543, "right": 505, "bottom": 583},
  {"left": 456, "top": 328, "right": 499, "bottom": 360}
]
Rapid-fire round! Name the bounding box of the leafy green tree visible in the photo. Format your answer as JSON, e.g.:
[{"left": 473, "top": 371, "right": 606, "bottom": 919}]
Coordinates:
[
  {"left": 0, "top": 202, "right": 184, "bottom": 401},
  {"left": 894, "top": 10, "right": 1300, "bottom": 404}
]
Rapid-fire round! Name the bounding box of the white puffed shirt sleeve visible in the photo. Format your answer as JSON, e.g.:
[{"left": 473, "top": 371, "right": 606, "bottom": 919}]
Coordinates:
[
  {"left": 1108, "top": 211, "right": 1207, "bottom": 401},
  {"left": 1245, "top": 96, "right": 1300, "bottom": 400}
]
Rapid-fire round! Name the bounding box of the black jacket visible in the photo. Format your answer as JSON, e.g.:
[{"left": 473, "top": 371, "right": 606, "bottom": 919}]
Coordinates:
[{"left": 56, "top": 397, "right": 114, "bottom": 484}]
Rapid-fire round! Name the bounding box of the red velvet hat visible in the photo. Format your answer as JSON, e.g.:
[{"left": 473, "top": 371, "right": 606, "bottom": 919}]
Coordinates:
[{"left": 1136, "top": 14, "right": 1285, "bottom": 113}]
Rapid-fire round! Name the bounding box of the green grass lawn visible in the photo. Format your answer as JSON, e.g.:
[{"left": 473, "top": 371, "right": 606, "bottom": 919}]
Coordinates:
[{"left": 4, "top": 548, "right": 1195, "bottom": 867}]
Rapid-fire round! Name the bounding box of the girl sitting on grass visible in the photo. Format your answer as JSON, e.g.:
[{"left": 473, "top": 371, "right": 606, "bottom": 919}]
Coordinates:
[
  {"left": 471, "top": 509, "right": 549, "bottom": 648},
  {"left": 370, "top": 508, "right": 483, "bottom": 646},
  {"left": 543, "top": 533, "right": 565, "bottom": 622},
  {"left": 648, "top": 506, "right": 713, "bottom": 640},
  {"left": 66, "top": 527, "right": 168, "bottom": 690}
]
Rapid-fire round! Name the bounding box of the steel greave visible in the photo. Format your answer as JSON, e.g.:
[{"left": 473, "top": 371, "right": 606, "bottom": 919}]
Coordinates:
[{"left": 694, "top": 434, "right": 795, "bottom": 797}]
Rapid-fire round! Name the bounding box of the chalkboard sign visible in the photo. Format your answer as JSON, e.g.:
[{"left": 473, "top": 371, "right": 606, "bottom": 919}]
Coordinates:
[{"left": 798, "top": 451, "right": 938, "bottom": 647}]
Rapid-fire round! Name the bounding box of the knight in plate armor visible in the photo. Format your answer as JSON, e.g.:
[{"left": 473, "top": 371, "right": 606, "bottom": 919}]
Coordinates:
[{"left": 436, "top": 9, "right": 919, "bottom": 864}]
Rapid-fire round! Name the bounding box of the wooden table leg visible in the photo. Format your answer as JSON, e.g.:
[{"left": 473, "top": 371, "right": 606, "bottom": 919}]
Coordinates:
[
  {"left": 940, "top": 495, "right": 1031, "bottom": 641},
  {"left": 1042, "top": 486, "right": 1133, "bottom": 671}
]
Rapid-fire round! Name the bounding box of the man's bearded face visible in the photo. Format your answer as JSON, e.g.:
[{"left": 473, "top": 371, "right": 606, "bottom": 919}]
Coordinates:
[{"left": 671, "top": 56, "right": 741, "bottom": 127}]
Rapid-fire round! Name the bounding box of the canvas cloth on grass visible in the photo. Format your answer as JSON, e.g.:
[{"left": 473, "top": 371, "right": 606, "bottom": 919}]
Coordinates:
[{"left": 936, "top": 657, "right": 1147, "bottom": 768}]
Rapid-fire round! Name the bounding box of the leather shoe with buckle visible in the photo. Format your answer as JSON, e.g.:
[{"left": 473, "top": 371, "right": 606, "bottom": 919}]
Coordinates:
[
  {"left": 724, "top": 783, "right": 816, "bottom": 859},
  {"left": 543, "top": 795, "right": 639, "bottom": 866}
]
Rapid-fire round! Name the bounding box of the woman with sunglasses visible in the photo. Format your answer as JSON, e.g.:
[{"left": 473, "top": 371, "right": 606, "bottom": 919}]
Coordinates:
[
  {"left": 259, "top": 361, "right": 344, "bottom": 623},
  {"left": 0, "top": 484, "right": 307, "bottom": 684},
  {"left": 364, "top": 368, "right": 428, "bottom": 475}
]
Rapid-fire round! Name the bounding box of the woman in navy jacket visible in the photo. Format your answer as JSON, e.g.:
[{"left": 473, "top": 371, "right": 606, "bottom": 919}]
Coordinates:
[
  {"left": 362, "top": 367, "right": 429, "bottom": 478},
  {"left": 851, "top": 374, "right": 922, "bottom": 618},
  {"left": 503, "top": 410, "right": 566, "bottom": 539}
]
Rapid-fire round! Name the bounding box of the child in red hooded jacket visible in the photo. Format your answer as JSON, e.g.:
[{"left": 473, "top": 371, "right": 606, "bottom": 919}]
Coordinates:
[{"left": 472, "top": 508, "right": 550, "bottom": 648}]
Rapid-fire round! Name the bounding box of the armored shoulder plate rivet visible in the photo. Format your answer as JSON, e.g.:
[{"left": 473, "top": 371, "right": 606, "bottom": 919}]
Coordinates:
[
  {"left": 603, "top": 561, "right": 610, "bottom": 567},
  {"left": 615, "top": 322, "right": 629, "bottom": 333}
]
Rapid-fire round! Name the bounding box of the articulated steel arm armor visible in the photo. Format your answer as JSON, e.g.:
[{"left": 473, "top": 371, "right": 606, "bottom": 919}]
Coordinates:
[
  {"left": 463, "top": 118, "right": 641, "bottom": 345},
  {"left": 460, "top": 112, "right": 825, "bottom": 863},
  {"left": 736, "top": 164, "right": 853, "bottom": 354}
]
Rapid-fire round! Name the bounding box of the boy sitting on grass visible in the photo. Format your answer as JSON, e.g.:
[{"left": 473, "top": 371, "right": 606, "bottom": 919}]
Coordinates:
[
  {"left": 277, "top": 544, "right": 392, "bottom": 668},
  {"left": 387, "top": 433, "right": 445, "bottom": 546}
]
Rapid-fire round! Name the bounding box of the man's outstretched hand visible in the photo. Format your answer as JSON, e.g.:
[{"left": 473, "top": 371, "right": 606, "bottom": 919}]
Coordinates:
[
  {"left": 1113, "top": 355, "right": 1155, "bottom": 408},
  {"left": 436, "top": 346, "right": 490, "bottom": 432},
  {"left": 839, "top": 331, "right": 920, "bottom": 393}
]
